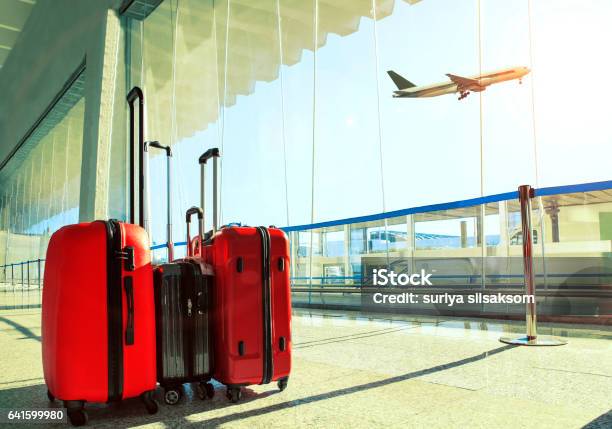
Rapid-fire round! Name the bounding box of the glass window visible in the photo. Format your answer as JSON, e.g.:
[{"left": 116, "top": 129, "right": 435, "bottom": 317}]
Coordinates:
[
  {"left": 480, "top": 0, "right": 535, "bottom": 194},
  {"left": 376, "top": 0, "right": 481, "bottom": 210},
  {"left": 532, "top": 0, "right": 612, "bottom": 187},
  {"left": 312, "top": 3, "right": 383, "bottom": 222},
  {"left": 0, "top": 70, "right": 85, "bottom": 267}
]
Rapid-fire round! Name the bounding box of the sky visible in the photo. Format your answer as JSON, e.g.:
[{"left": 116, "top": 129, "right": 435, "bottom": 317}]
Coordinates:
[{"left": 141, "top": 0, "right": 612, "bottom": 246}]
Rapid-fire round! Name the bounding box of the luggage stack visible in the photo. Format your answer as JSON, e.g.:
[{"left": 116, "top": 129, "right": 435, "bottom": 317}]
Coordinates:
[{"left": 40, "top": 88, "right": 291, "bottom": 426}]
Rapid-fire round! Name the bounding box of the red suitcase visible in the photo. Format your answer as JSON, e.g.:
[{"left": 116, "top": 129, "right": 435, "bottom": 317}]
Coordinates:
[
  {"left": 41, "top": 87, "right": 158, "bottom": 426},
  {"left": 42, "top": 220, "right": 158, "bottom": 424},
  {"left": 197, "top": 149, "right": 292, "bottom": 402}
]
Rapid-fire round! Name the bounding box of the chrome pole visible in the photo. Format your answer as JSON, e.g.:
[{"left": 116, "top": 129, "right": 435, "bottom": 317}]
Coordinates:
[
  {"left": 519, "top": 185, "right": 537, "bottom": 340},
  {"left": 500, "top": 185, "right": 567, "bottom": 346}
]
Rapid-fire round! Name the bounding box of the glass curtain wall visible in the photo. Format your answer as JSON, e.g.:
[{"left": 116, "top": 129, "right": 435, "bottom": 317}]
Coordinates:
[
  {"left": 531, "top": 0, "right": 612, "bottom": 188},
  {"left": 289, "top": 187, "right": 612, "bottom": 318},
  {"left": 128, "top": 0, "right": 224, "bottom": 260},
  {"left": 125, "top": 0, "right": 612, "bottom": 269},
  {"left": 0, "top": 71, "right": 86, "bottom": 278}
]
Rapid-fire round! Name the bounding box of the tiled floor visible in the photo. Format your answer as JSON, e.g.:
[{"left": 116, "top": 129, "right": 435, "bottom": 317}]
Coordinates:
[{"left": 0, "top": 305, "right": 610, "bottom": 428}]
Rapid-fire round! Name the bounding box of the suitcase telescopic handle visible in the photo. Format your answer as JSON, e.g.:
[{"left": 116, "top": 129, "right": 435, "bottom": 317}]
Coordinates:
[
  {"left": 144, "top": 141, "right": 174, "bottom": 261},
  {"left": 198, "top": 148, "right": 220, "bottom": 234},
  {"left": 127, "top": 87, "right": 144, "bottom": 227},
  {"left": 185, "top": 206, "right": 204, "bottom": 257}
]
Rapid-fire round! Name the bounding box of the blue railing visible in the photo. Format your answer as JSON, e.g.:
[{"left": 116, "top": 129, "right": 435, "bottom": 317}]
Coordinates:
[
  {"left": 282, "top": 179, "right": 612, "bottom": 232},
  {"left": 150, "top": 241, "right": 187, "bottom": 250},
  {"left": 2, "top": 179, "right": 612, "bottom": 286}
]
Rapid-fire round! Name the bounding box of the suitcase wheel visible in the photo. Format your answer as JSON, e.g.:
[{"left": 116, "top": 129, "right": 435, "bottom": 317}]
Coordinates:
[
  {"left": 64, "top": 401, "right": 87, "bottom": 427},
  {"left": 140, "top": 390, "right": 159, "bottom": 414},
  {"left": 164, "top": 387, "right": 183, "bottom": 405},
  {"left": 226, "top": 386, "right": 242, "bottom": 403},
  {"left": 67, "top": 409, "right": 88, "bottom": 427},
  {"left": 197, "top": 382, "right": 215, "bottom": 400},
  {"left": 277, "top": 377, "right": 289, "bottom": 392},
  {"left": 46, "top": 389, "right": 55, "bottom": 402}
]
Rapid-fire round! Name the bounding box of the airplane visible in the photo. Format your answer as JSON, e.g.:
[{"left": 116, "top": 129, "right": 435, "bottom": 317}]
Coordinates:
[{"left": 388, "top": 66, "right": 530, "bottom": 100}]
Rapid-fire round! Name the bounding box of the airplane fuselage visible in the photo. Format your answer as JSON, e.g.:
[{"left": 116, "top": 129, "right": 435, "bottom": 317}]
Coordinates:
[{"left": 393, "top": 66, "right": 530, "bottom": 98}]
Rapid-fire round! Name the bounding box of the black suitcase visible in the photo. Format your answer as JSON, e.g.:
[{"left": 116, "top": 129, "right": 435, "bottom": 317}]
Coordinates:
[
  {"left": 140, "top": 139, "right": 214, "bottom": 405},
  {"left": 153, "top": 207, "right": 214, "bottom": 405}
]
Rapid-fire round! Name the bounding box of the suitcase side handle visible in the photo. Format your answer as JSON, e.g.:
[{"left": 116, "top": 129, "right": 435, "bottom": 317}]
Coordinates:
[
  {"left": 186, "top": 206, "right": 204, "bottom": 257},
  {"left": 144, "top": 141, "right": 174, "bottom": 261},
  {"left": 124, "top": 277, "right": 135, "bottom": 345},
  {"left": 198, "top": 148, "right": 220, "bottom": 234}
]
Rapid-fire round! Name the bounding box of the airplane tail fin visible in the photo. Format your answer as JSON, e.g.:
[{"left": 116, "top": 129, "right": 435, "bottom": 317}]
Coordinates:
[{"left": 387, "top": 70, "right": 416, "bottom": 89}]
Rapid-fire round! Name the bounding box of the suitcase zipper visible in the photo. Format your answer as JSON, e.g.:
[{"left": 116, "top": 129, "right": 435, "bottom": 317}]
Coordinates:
[
  {"left": 185, "top": 263, "right": 196, "bottom": 378},
  {"left": 104, "top": 220, "right": 124, "bottom": 402},
  {"left": 257, "top": 227, "right": 274, "bottom": 385}
]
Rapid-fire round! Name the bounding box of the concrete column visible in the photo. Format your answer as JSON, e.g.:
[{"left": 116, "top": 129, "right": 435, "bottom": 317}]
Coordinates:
[
  {"left": 460, "top": 220, "right": 467, "bottom": 248},
  {"left": 476, "top": 210, "right": 483, "bottom": 246},
  {"left": 343, "top": 224, "right": 351, "bottom": 284},
  {"left": 480, "top": 204, "right": 486, "bottom": 288},
  {"left": 290, "top": 231, "right": 298, "bottom": 282},
  {"left": 498, "top": 200, "right": 509, "bottom": 256},
  {"left": 545, "top": 200, "right": 560, "bottom": 243},
  {"left": 406, "top": 215, "right": 415, "bottom": 252},
  {"left": 79, "top": 10, "right": 123, "bottom": 221},
  {"left": 0, "top": 199, "right": 8, "bottom": 267},
  {"left": 406, "top": 215, "right": 415, "bottom": 274}
]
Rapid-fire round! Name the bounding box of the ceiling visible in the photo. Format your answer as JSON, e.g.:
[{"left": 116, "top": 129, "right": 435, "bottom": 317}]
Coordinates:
[
  {"left": 139, "top": 0, "right": 423, "bottom": 145},
  {"left": 0, "top": 0, "right": 36, "bottom": 70}
]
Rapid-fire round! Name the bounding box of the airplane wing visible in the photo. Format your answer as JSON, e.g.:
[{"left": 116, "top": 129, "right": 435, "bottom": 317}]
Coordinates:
[{"left": 446, "top": 73, "right": 479, "bottom": 88}]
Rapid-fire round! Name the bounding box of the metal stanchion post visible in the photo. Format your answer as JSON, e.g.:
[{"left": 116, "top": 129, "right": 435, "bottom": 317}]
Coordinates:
[{"left": 500, "top": 185, "right": 567, "bottom": 346}]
